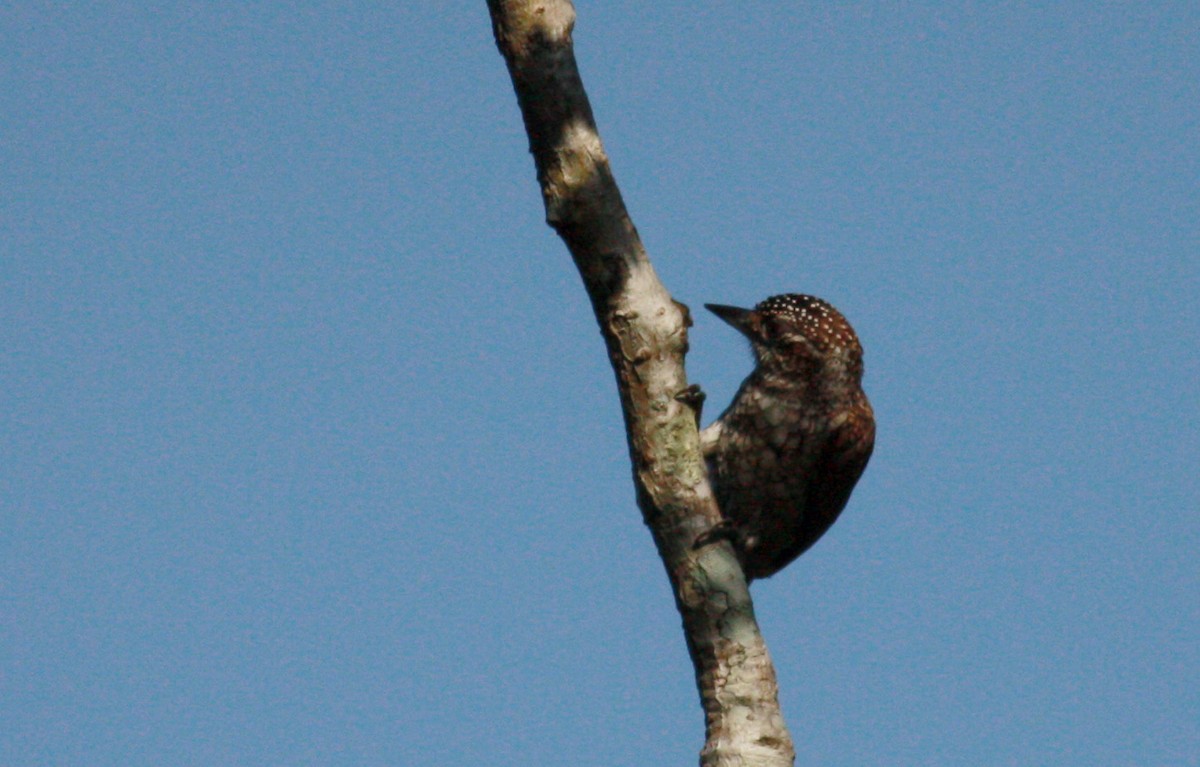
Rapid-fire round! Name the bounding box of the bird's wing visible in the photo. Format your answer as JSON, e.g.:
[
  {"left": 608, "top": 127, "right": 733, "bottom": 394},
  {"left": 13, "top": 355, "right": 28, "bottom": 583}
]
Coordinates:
[{"left": 805, "top": 409, "right": 876, "bottom": 536}]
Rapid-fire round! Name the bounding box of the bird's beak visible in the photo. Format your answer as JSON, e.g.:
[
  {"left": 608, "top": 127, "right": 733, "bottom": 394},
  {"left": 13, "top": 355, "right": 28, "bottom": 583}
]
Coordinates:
[{"left": 704, "top": 303, "right": 755, "bottom": 336}]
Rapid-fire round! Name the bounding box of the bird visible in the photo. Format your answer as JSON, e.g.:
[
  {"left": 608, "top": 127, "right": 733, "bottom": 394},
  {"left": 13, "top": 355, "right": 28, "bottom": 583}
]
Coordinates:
[{"left": 697, "top": 293, "right": 875, "bottom": 581}]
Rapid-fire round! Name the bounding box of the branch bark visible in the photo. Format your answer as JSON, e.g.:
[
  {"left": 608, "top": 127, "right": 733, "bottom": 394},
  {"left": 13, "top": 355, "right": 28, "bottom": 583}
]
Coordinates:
[{"left": 485, "top": 3, "right": 795, "bottom": 764}]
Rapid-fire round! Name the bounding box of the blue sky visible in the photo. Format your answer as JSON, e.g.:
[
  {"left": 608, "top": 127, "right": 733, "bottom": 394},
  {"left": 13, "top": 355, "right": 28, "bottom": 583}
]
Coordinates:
[{"left": 3, "top": 3, "right": 1197, "bottom": 765}]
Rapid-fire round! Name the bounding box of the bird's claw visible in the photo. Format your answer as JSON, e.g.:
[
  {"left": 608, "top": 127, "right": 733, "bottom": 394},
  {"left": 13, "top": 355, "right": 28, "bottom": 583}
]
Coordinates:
[
  {"left": 674, "top": 384, "right": 706, "bottom": 429},
  {"left": 692, "top": 519, "right": 739, "bottom": 551}
]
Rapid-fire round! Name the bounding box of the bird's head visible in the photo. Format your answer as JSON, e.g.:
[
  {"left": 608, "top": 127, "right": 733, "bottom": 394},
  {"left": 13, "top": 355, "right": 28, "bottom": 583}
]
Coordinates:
[{"left": 705, "top": 293, "right": 864, "bottom": 382}]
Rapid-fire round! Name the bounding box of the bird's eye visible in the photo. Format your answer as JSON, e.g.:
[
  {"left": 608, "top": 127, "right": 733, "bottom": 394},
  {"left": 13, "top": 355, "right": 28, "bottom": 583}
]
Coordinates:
[{"left": 761, "top": 317, "right": 785, "bottom": 342}]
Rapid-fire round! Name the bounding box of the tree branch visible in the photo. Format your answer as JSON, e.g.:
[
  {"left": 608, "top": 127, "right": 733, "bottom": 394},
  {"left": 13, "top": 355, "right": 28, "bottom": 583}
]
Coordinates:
[{"left": 486, "top": 2, "right": 795, "bottom": 764}]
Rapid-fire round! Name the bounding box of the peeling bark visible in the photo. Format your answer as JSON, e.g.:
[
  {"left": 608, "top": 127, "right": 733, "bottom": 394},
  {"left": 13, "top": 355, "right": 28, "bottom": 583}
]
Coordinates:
[{"left": 485, "top": 2, "right": 795, "bottom": 764}]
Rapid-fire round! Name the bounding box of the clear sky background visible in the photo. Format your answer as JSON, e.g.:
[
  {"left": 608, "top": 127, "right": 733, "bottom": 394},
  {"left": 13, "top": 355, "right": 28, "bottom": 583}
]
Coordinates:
[{"left": 3, "top": 3, "right": 1198, "bottom": 766}]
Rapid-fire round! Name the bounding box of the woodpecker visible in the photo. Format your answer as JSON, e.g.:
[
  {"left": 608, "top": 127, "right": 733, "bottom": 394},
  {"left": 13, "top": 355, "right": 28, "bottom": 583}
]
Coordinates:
[{"left": 699, "top": 294, "right": 875, "bottom": 581}]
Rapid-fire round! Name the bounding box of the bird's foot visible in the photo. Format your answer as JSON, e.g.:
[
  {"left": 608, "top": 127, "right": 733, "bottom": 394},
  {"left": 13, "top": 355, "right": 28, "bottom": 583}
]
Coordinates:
[
  {"left": 674, "top": 384, "right": 706, "bottom": 429},
  {"left": 693, "top": 519, "right": 739, "bottom": 551}
]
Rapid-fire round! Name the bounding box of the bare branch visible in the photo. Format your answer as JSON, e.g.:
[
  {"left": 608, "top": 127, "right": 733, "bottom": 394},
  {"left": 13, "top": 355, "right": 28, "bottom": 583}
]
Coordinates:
[{"left": 486, "top": 2, "right": 795, "bottom": 764}]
